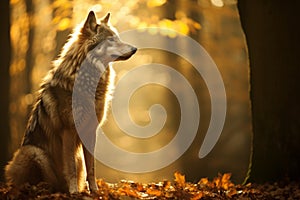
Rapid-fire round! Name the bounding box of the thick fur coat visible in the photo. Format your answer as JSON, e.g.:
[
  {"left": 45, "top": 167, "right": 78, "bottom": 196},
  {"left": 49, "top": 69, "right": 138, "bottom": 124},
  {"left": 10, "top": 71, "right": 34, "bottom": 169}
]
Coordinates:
[{"left": 5, "top": 11, "right": 136, "bottom": 193}]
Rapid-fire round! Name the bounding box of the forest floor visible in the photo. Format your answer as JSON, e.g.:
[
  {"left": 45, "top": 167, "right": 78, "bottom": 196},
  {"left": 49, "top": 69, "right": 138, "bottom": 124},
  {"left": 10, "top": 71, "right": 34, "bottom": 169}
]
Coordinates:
[{"left": 0, "top": 172, "right": 299, "bottom": 200}]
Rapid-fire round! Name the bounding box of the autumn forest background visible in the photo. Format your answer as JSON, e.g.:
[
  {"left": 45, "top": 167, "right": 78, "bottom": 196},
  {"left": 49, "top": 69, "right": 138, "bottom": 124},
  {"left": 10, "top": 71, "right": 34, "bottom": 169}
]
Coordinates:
[{"left": 1, "top": 0, "right": 300, "bottom": 189}]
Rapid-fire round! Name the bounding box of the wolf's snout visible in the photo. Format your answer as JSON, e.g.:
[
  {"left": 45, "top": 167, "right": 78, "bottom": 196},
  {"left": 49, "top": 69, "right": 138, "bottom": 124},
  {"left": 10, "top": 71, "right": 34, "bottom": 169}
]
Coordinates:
[
  {"left": 131, "top": 46, "right": 137, "bottom": 54},
  {"left": 110, "top": 45, "right": 137, "bottom": 61}
]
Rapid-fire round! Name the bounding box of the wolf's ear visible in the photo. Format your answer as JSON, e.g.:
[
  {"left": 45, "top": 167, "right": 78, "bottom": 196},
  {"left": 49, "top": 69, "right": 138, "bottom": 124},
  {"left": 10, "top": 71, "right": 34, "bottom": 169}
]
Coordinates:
[
  {"left": 83, "top": 11, "right": 97, "bottom": 32},
  {"left": 101, "top": 13, "right": 110, "bottom": 24}
]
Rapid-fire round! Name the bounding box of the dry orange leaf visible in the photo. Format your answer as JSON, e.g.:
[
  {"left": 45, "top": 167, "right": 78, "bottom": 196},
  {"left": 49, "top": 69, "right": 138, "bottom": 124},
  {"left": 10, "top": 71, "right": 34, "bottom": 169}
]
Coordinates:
[
  {"left": 191, "top": 192, "right": 203, "bottom": 200},
  {"left": 146, "top": 188, "right": 162, "bottom": 196},
  {"left": 198, "top": 177, "right": 209, "bottom": 186},
  {"left": 221, "top": 173, "right": 232, "bottom": 183},
  {"left": 174, "top": 171, "right": 186, "bottom": 188},
  {"left": 118, "top": 187, "right": 138, "bottom": 198}
]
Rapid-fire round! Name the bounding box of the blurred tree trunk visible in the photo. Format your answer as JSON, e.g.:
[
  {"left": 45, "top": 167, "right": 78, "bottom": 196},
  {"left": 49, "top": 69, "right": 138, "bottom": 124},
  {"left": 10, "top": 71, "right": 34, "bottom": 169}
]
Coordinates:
[
  {"left": 0, "top": 0, "right": 11, "bottom": 181},
  {"left": 238, "top": 0, "right": 300, "bottom": 182},
  {"left": 9, "top": 0, "right": 32, "bottom": 152},
  {"left": 25, "top": 0, "right": 34, "bottom": 94}
]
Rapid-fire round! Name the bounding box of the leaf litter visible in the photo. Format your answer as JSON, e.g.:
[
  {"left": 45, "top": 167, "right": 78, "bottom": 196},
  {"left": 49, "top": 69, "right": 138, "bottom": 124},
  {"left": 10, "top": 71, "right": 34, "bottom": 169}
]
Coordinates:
[{"left": 1, "top": 172, "right": 300, "bottom": 199}]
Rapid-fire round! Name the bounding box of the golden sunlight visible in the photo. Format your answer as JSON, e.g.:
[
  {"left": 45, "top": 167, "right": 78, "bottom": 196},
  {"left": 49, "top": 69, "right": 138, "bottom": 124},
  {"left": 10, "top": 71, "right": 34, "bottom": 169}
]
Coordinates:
[{"left": 9, "top": 0, "right": 251, "bottom": 185}]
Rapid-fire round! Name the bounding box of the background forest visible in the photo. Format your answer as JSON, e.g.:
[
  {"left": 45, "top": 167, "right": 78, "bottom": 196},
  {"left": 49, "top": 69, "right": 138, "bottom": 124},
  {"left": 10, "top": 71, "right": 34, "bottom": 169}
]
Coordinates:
[
  {"left": 6, "top": 0, "right": 251, "bottom": 183},
  {"left": 1, "top": 0, "right": 300, "bottom": 199}
]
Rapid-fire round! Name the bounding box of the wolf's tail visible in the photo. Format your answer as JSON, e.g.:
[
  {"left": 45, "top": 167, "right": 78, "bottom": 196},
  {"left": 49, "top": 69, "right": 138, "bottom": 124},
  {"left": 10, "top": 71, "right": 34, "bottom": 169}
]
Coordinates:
[{"left": 5, "top": 145, "right": 59, "bottom": 189}]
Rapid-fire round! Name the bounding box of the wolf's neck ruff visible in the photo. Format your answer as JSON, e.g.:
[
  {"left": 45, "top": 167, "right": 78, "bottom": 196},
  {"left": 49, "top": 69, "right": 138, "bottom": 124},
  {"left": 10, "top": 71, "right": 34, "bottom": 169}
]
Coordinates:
[
  {"left": 55, "top": 43, "right": 87, "bottom": 76},
  {"left": 49, "top": 40, "right": 92, "bottom": 91},
  {"left": 74, "top": 52, "right": 107, "bottom": 98}
]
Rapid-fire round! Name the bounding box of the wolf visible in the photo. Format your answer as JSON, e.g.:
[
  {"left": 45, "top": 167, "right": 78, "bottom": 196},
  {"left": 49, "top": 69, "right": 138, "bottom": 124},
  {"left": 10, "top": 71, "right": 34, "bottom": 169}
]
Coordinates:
[{"left": 5, "top": 11, "right": 137, "bottom": 193}]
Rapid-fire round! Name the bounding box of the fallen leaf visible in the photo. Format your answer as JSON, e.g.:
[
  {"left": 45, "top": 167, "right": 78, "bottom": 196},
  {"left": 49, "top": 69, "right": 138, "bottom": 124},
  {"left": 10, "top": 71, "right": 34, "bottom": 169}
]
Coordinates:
[{"left": 174, "top": 171, "right": 186, "bottom": 188}]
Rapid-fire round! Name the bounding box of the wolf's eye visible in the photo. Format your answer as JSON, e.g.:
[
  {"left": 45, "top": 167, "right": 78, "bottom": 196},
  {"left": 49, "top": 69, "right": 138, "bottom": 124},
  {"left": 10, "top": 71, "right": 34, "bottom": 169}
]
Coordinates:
[{"left": 107, "top": 37, "right": 114, "bottom": 42}]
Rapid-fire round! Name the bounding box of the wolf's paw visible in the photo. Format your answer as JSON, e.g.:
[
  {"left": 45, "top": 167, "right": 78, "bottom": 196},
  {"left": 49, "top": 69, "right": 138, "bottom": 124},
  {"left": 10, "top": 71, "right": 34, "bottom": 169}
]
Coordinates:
[
  {"left": 89, "top": 184, "right": 99, "bottom": 193},
  {"left": 68, "top": 180, "right": 79, "bottom": 194},
  {"left": 69, "top": 188, "right": 79, "bottom": 194}
]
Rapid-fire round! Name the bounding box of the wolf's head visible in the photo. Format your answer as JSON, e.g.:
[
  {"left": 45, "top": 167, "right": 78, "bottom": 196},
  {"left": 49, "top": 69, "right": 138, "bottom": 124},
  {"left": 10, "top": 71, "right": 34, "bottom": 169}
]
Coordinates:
[{"left": 81, "top": 11, "right": 137, "bottom": 65}]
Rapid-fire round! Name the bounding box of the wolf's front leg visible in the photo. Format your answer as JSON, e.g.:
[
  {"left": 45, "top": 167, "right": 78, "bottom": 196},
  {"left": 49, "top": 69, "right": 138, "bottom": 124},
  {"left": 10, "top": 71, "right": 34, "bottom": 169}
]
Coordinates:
[
  {"left": 83, "top": 143, "right": 98, "bottom": 192},
  {"left": 63, "top": 130, "right": 79, "bottom": 193}
]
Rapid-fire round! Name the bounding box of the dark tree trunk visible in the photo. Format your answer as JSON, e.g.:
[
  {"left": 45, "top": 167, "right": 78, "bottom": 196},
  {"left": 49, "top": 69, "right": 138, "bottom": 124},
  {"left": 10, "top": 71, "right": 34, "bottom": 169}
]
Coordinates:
[
  {"left": 0, "top": 0, "right": 11, "bottom": 181},
  {"left": 238, "top": 0, "right": 300, "bottom": 182},
  {"left": 25, "top": 0, "right": 34, "bottom": 94}
]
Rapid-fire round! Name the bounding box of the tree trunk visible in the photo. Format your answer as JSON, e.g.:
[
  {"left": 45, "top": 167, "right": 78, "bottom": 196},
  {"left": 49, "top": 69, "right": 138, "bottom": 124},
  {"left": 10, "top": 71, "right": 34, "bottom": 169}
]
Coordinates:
[
  {"left": 238, "top": 0, "right": 300, "bottom": 182},
  {"left": 0, "top": 0, "right": 11, "bottom": 181},
  {"left": 25, "top": 0, "right": 34, "bottom": 94}
]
